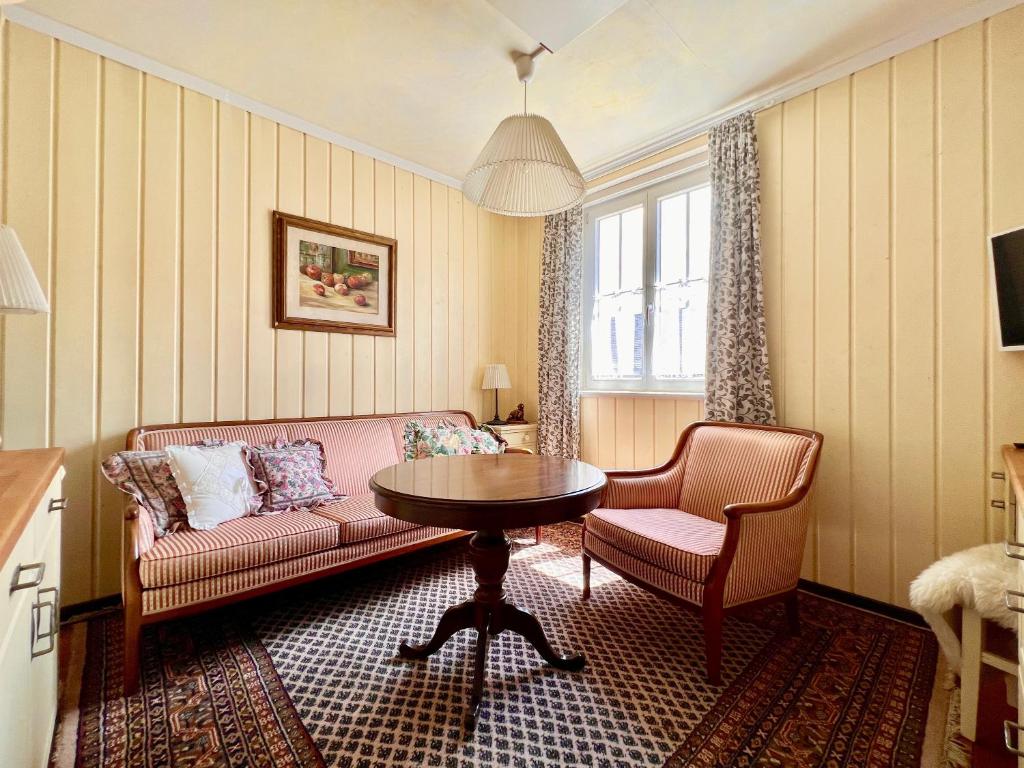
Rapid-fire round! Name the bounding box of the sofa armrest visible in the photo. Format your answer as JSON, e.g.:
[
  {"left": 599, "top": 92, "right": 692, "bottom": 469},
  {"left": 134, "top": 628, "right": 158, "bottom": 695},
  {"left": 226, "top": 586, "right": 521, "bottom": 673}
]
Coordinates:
[{"left": 124, "top": 501, "right": 156, "bottom": 559}]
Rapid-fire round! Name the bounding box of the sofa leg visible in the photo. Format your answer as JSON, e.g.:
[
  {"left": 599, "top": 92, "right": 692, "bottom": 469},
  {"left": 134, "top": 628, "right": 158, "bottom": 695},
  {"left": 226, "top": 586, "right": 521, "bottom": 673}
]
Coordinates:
[
  {"left": 703, "top": 606, "right": 723, "bottom": 685},
  {"left": 784, "top": 591, "right": 800, "bottom": 636},
  {"left": 582, "top": 553, "right": 591, "bottom": 600},
  {"left": 535, "top": 525, "right": 542, "bottom": 544},
  {"left": 123, "top": 613, "right": 142, "bottom": 697}
]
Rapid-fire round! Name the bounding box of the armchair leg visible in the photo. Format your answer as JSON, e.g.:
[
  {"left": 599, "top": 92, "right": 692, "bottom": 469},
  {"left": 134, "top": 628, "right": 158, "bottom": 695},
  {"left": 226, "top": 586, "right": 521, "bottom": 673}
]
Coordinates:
[
  {"left": 703, "top": 604, "right": 723, "bottom": 685},
  {"left": 535, "top": 525, "right": 542, "bottom": 544},
  {"left": 784, "top": 591, "right": 800, "bottom": 636},
  {"left": 124, "top": 612, "right": 142, "bottom": 697},
  {"left": 582, "top": 553, "right": 592, "bottom": 600}
]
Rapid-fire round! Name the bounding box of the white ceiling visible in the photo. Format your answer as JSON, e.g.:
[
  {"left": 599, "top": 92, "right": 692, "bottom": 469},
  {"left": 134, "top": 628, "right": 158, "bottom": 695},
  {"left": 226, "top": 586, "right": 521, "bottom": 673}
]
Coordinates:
[{"left": 14, "top": 0, "right": 1016, "bottom": 182}]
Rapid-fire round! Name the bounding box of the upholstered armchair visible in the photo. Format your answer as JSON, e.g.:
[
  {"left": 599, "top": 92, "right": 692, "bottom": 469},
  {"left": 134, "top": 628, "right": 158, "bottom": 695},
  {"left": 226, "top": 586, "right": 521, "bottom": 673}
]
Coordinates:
[{"left": 582, "top": 421, "right": 823, "bottom": 684}]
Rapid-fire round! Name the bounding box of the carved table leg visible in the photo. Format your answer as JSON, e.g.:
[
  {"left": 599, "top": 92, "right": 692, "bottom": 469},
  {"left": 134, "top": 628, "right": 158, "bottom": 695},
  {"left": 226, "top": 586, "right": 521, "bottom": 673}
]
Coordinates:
[{"left": 399, "top": 528, "right": 584, "bottom": 728}]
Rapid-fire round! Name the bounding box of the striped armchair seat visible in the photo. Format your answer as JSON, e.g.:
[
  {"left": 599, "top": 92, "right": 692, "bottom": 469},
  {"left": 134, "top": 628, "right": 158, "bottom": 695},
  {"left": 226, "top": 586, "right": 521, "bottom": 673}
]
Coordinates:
[
  {"left": 582, "top": 421, "right": 822, "bottom": 684},
  {"left": 121, "top": 410, "right": 484, "bottom": 694}
]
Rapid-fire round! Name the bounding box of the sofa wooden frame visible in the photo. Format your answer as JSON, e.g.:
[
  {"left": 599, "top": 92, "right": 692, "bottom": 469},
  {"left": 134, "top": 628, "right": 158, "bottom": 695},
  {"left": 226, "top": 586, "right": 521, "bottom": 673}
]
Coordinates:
[
  {"left": 581, "top": 420, "right": 823, "bottom": 685},
  {"left": 121, "top": 410, "right": 532, "bottom": 695}
]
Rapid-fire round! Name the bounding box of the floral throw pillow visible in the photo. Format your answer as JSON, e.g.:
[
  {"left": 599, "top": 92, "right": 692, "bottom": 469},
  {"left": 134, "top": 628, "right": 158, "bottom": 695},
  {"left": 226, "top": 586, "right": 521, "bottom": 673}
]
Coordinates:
[
  {"left": 100, "top": 439, "right": 227, "bottom": 537},
  {"left": 403, "top": 419, "right": 507, "bottom": 461},
  {"left": 249, "top": 438, "right": 340, "bottom": 514}
]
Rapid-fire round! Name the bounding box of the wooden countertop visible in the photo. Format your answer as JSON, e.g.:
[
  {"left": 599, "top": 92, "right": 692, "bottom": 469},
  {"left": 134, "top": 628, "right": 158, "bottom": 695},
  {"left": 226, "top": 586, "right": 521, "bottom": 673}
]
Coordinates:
[
  {"left": 1004, "top": 444, "right": 1024, "bottom": 507},
  {"left": 0, "top": 448, "right": 64, "bottom": 567}
]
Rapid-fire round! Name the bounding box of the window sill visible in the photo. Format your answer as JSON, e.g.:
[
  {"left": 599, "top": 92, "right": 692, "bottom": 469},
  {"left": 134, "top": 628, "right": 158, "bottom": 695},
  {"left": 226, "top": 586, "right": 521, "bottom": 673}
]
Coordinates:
[{"left": 579, "top": 390, "right": 705, "bottom": 399}]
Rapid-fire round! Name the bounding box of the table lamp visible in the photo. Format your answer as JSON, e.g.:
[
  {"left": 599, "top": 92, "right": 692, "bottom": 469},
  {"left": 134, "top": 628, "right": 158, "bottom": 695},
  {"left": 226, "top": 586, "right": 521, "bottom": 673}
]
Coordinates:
[{"left": 481, "top": 363, "right": 511, "bottom": 426}]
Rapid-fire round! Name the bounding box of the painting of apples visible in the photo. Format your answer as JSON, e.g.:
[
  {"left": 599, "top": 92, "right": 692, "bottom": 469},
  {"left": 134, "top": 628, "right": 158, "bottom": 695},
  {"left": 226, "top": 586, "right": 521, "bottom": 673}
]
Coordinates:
[{"left": 273, "top": 211, "right": 396, "bottom": 336}]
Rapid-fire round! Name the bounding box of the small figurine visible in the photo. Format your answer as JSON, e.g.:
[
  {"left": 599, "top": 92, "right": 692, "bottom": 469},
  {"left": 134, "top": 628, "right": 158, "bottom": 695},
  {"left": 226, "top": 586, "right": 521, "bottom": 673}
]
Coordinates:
[{"left": 506, "top": 403, "right": 526, "bottom": 424}]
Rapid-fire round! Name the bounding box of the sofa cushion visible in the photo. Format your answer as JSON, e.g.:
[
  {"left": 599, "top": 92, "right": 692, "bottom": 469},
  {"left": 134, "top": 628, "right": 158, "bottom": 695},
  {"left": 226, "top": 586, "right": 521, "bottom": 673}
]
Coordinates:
[
  {"left": 586, "top": 507, "right": 725, "bottom": 584},
  {"left": 284, "top": 419, "right": 401, "bottom": 497},
  {"left": 139, "top": 510, "right": 340, "bottom": 588},
  {"left": 311, "top": 493, "right": 420, "bottom": 544}
]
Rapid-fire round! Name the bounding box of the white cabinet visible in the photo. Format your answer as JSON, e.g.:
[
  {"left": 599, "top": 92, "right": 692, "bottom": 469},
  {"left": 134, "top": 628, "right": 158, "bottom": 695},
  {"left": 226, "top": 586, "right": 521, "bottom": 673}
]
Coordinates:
[{"left": 0, "top": 458, "right": 64, "bottom": 768}]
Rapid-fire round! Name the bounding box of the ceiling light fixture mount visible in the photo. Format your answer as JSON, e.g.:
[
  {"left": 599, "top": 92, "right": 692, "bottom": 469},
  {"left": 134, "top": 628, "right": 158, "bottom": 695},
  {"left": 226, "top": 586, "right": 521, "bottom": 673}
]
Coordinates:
[{"left": 463, "top": 46, "right": 584, "bottom": 218}]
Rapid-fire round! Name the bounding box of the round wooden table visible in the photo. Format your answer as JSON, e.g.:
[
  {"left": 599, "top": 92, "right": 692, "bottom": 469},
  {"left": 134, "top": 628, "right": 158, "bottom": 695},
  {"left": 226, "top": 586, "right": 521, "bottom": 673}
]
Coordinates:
[{"left": 369, "top": 453, "right": 606, "bottom": 726}]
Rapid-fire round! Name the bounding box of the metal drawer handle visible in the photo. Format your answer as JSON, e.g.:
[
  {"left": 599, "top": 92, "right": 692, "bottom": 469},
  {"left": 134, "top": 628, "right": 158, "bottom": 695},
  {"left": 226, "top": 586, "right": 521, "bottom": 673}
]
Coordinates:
[
  {"left": 1006, "top": 540, "right": 1024, "bottom": 561},
  {"left": 1004, "top": 720, "right": 1024, "bottom": 756},
  {"left": 1006, "top": 590, "right": 1024, "bottom": 614},
  {"left": 30, "top": 586, "right": 59, "bottom": 659},
  {"left": 10, "top": 562, "right": 44, "bottom": 594},
  {"left": 48, "top": 497, "right": 68, "bottom": 514}
]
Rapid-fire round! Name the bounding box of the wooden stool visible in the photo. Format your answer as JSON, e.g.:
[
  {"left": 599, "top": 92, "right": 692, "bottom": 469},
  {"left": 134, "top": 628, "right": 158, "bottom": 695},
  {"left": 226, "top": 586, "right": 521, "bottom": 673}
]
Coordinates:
[{"left": 960, "top": 607, "right": 1017, "bottom": 741}]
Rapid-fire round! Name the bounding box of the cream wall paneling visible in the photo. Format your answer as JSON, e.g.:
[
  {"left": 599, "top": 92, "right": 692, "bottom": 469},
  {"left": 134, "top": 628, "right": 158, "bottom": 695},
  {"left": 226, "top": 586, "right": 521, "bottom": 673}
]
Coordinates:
[
  {"left": 757, "top": 6, "right": 1024, "bottom": 607},
  {"left": 0, "top": 20, "right": 541, "bottom": 605}
]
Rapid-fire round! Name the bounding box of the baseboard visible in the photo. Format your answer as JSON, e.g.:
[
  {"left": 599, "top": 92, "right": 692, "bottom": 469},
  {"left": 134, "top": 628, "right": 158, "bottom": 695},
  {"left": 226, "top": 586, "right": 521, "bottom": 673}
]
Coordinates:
[
  {"left": 798, "top": 578, "right": 927, "bottom": 628},
  {"left": 61, "top": 594, "right": 122, "bottom": 625}
]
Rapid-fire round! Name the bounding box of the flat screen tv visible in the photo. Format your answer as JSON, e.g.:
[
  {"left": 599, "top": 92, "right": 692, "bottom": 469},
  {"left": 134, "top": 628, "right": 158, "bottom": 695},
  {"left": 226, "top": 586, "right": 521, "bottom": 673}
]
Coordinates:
[{"left": 992, "top": 227, "right": 1024, "bottom": 351}]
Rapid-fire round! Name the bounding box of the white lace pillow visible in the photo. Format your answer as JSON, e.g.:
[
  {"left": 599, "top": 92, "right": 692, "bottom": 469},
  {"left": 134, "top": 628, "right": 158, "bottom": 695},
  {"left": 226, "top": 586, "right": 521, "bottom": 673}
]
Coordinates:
[{"left": 165, "top": 442, "right": 263, "bottom": 530}]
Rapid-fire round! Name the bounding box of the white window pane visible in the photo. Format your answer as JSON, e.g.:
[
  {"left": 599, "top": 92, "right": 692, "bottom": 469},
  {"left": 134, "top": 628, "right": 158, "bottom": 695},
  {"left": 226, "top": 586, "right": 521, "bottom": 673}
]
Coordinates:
[
  {"left": 658, "top": 193, "right": 687, "bottom": 285},
  {"left": 652, "top": 282, "right": 706, "bottom": 380},
  {"left": 590, "top": 291, "right": 644, "bottom": 379},
  {"left": 688, "top": 186, "right": 711, "bottom": 281},
  {"left": 620, "top": 207, "right": 644, "bottom": 291},
  {"left": 597, "top": 215, "right": 620, "bottom": 294}
]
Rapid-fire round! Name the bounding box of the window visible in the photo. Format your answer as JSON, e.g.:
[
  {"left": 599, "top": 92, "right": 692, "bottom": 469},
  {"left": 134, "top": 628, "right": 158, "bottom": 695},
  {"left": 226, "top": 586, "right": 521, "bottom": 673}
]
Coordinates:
[{"left": 582, "top": 171, "right": 711, "bottom": 393}]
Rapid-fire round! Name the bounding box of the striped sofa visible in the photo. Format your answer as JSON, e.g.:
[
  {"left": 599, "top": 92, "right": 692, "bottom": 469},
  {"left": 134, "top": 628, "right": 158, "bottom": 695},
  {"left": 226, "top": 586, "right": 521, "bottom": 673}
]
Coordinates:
[
  {"left": 121, "top": 410, "right": 490, "bottom": 694},
  {"left": 581, "top": 421, "right": 823, "bottom": 684}
]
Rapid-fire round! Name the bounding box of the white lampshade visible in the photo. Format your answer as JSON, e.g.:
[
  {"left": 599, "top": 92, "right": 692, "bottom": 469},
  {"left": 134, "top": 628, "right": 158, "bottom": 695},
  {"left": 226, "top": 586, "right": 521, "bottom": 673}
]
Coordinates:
[
  {"left": 481, "top": 363, "right": 512, "bottom": 390},
  {"left": 0, "top": 225, "right": 48, "bottom": 314},
  {"left": 463, "top": 114, "right": 585, "bottom": 217}
]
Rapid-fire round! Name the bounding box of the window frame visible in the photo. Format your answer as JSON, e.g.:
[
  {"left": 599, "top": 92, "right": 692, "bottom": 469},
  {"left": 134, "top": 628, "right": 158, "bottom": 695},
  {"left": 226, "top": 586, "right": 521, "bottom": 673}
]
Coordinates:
[{"left": 581, "top": 166, "right": 711, "bottom": 394}]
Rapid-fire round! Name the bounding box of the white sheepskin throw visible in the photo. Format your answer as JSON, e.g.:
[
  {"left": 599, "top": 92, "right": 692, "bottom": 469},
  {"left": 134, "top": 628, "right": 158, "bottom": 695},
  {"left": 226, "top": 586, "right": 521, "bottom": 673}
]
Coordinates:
[{"left": 909, "top": 542, "right": 1016, "bottom": 673}]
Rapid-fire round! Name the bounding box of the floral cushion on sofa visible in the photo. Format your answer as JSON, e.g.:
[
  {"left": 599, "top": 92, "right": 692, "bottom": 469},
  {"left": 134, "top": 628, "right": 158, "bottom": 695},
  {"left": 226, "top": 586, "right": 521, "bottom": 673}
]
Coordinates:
[
  {"left": 101, "top": 439, "right": 229, "bottom": 537},
  {"left": 403, "top": 419, "right": 506, "bottom": 461},
  {"left": 249, "top": 438, "right": 340, "bottom": 513}
]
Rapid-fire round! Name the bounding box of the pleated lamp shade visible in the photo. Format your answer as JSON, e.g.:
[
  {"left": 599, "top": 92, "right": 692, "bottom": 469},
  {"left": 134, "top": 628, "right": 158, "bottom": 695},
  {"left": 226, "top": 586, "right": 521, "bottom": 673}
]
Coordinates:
[
  {"left": 481, "top": 363, "right": 511, "bottom": 390},
  {"left": 0, "top": 225, "right": 48, "bottom": 314},
  {"left": 463, "top": 114, "right": 585, "bottom": 217}
]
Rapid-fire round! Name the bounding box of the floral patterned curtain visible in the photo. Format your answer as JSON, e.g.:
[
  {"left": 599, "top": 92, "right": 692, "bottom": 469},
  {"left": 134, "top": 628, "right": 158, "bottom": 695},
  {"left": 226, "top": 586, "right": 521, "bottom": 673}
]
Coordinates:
[
  {"left": 705, "top": 112, "right": 776, "bottom": 424},
  {"left": 537, "top": 205, "right": 584, "bottom": 458}
]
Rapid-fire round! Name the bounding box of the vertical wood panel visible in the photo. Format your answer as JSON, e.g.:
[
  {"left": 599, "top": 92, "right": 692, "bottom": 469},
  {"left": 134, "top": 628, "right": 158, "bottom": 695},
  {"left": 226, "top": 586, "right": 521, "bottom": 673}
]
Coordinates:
[
  {"left": 52, "top": 43, "right": 100, "bottom": 605},
  {"left": 374, "top": 160, "right": 396, "bottom": 413},
  {"left": 633, "top": 397, "right": 654, "bottom": 469},
  {"left": 813, "top": 77, "right": 853, "bottom": 591},
  {"left": 393, "top": 168, "right": 415, "bottom": 412},
  {"left": 328, "top": 146, "right": 353, "bottom": 415},
  {"left": 653, "top": 399, "right": 678, "bottom": 462},
  {"left": 447, "top": 188, "right": 463, "bottom": 410},
  {"left": 891, "top": 44, "right": 937, "bottom": 606},
  {"left": 215, "top": 104, "right": 247, "bottom": 420},
  {"left": 3, "top": 25, "right": 52, "bottom": 449},
  {"left": 476, "top": 211, "right": 492, "bottom": 416},
  {"left": 412, "top": 176, "right": 432, "bottom": 411},
  {"left": 596, "top": 396, "right": 616, "bottom": 469},
  {"left": 430, "top": 181, "right": 448, "bottom": 410},
  {"left": 274, "top": 126, "right": 303, "bottom": 418},
  {"left": 246, "top": 116, "right": 276, "bottom": 419},
  {"left": 937, "top": 23, "right": 987, "bottom": 555},
  {"left": 96, "top": 59, "right": 141, "bottom": 596},
  {"left": 351, "top": 153, "right": 374, "bottom": 414},
  {"left": 850, "top": 61, "right": 892, "bottom": 602},
  {"left": 140, "top": 76, "right": 180, "bottom": 424},
  {"left": 462, "top": 199, "right": 480, "bottom": 420},
  {"left": 180, "top": 90, "right": 216, "bottom": 423},
  {"left": 614, "top": 397, "right": 635, "bottom": 470},
  {"left": 581, "top": 396, "right": 599, "bottom": 465},
  {"left": 302, "top": 136, "right": 330, "bottom": 417}
]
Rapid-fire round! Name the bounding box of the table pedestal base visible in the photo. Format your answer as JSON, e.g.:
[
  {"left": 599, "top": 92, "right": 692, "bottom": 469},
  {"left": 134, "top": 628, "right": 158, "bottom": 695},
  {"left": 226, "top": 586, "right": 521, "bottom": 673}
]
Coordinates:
[{"left": 398, "top": 530, "right": 585, "bottom": 727}]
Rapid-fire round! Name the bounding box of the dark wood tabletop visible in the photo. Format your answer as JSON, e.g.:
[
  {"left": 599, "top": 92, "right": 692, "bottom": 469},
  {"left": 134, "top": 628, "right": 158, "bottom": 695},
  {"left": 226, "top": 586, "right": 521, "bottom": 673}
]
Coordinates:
[{"left": 369, "top": 453, "right": 606, "bottom": 531}]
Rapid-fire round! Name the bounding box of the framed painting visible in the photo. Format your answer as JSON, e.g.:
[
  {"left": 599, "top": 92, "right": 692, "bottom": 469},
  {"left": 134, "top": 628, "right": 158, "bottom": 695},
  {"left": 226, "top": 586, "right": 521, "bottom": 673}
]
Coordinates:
[{"left": 272, "top": 211, "right": 396, "bottom": 336}]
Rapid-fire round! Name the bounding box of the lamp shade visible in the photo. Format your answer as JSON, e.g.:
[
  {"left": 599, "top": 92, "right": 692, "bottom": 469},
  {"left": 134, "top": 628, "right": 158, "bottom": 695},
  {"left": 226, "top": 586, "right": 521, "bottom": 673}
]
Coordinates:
[
  {"left": 0, "top": 225, "right": 48, "bottom": 314},
  {"left": 463, "top": 114, "right": 585, "bottom": 217},
  {"left": 481, "top": 363, "right": 511, "bottom": 390}
]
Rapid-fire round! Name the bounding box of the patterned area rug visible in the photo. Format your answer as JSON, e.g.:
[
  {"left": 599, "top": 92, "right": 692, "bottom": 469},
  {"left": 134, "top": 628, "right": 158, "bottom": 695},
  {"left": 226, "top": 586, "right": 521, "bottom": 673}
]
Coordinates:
[{"left": 64, "top": 523, "right": 938, "bottom": 767}]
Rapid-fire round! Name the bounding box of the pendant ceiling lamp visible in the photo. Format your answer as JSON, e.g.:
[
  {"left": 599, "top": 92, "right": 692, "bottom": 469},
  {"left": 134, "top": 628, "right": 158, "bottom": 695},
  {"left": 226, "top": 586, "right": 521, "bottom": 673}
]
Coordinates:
[{"left": 463, "top": 48, "right": 585, "bottom": 217}]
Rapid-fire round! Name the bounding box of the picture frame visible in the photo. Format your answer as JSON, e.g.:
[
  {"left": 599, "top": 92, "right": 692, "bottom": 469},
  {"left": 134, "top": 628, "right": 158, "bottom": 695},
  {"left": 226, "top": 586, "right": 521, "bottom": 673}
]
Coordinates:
[{"left": 272, "top": 211, "right": 397, "bottom": 336}]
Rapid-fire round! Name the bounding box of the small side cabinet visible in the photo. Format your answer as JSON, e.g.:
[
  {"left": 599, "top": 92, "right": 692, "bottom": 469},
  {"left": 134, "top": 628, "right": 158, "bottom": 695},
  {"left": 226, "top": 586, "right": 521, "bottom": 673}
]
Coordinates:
[{"left": 0, "top": 449, "right": 65, "bottom": 768}]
